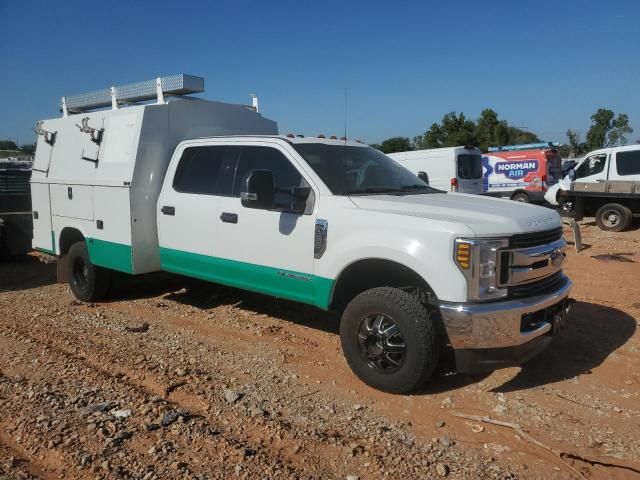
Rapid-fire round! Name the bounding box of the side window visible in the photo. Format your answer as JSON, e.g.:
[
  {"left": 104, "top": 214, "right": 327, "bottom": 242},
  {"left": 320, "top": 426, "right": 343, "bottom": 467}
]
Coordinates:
[
  {"left": 616, "top": 150, "right": 640, "bottom": 176},
  {"left": 173, "top": 146, "right": 238, "bottom": 195},
  {"left": 233, "top": 146, "right": 305, "bottom": 197},
  {"left": 574, "top": 154, "right": 607, "bottom": 179}
]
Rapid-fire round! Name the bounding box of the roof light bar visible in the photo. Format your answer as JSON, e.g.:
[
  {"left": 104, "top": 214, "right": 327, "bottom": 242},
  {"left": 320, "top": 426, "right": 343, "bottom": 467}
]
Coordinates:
[{"left": 61, "top": 74, "right": 204, "bottom": 115}]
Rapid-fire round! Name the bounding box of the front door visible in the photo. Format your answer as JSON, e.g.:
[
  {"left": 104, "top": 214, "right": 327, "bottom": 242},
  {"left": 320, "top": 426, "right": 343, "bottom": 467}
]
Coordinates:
[
  {"left": 214, "top": 143, "right": 321, "bottom": 307},
  {"left": 572, "top": 152, "right": 608, "bottom": 193}
]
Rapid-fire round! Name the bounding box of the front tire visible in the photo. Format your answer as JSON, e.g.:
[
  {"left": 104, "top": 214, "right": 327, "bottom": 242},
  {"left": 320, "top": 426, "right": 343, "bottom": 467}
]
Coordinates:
[
  {"left": 340, "top": 287, "right": 439, "bottom": 393},
  {"left": 67, "top": 241, "right": 111, "bottom": 302},
  {"left": 595, "top": 203, "right": 632, "bottom": 232}
]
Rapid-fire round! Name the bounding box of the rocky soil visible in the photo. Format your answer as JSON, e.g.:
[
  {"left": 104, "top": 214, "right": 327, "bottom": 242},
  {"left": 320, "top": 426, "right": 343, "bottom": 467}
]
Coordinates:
[{"left": 1, "top": 221, "right": 639, "bottom": 479}]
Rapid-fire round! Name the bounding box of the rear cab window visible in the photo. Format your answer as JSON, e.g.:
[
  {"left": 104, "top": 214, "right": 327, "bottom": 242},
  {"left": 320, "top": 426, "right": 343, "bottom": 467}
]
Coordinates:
[{"left": 616, "top": 149, "right": 640, "bottom": 176}]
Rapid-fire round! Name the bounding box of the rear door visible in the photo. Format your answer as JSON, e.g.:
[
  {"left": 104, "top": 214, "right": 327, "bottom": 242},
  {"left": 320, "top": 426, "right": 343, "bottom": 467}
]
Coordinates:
[
  {"left": 31, "top": 182, "right": 54, "bottom": 253},
  {"left": 157, "top": 144, "right": 239, "bottom": 275},
  {"left": 607, "top": 148, "right": 640, "bottom": 193},
  {"left": 456, "top": 151, "right": 483, "bottom": 193}
]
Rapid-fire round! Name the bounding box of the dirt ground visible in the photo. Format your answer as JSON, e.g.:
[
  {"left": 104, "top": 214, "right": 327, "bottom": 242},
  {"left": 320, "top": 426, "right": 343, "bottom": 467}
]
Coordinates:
[{"left": 1, "top": 221, "right": 639, "bottom": 480}]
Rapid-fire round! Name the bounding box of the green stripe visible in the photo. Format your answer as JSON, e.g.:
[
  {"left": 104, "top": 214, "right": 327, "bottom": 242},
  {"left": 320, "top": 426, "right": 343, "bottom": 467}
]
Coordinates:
[
  {"left": 159, "top": 247, "right": 334, "bottom": 310},
  {"left": 86, "top": 238, "right": 133, "bottom": 274}
]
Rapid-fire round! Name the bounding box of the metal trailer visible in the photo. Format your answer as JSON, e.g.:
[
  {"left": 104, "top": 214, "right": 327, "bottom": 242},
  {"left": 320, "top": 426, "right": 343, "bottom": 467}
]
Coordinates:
[{"left": 0, "top": 158, "right": 33, "bottom": 256}]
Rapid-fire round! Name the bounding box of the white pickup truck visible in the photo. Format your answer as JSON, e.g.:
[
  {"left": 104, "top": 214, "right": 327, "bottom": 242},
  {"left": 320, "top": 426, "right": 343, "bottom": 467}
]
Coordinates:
[{"left": 31, "top": 76, "right": 572, "bottom": 393}]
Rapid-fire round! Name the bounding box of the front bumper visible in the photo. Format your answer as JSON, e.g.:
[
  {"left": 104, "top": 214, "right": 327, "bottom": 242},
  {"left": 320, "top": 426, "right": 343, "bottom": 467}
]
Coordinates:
[{"left": 439, "top": 274, "right": 572, "bottom": 373}]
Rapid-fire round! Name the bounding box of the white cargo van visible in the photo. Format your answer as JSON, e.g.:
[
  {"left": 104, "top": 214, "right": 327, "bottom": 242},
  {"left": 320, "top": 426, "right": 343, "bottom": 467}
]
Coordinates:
[
  {"left": 387, "top": 147, "right": 484, "bottom": 194},
  {"left": 31, "top": 76, "right": 572, "bottom": 393},
  {"left": 545, "top": 144, "right": 640, "bottom": 231}
]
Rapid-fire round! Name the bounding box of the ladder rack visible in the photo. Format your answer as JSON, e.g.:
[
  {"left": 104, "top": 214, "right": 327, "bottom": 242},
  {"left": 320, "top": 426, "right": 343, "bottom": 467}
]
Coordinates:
[
  {"left": 61, "top": 74, "right": 204, "bottom": 116},
  {"left": 488, "top": 142, "right": 560, "bottom": 152}
]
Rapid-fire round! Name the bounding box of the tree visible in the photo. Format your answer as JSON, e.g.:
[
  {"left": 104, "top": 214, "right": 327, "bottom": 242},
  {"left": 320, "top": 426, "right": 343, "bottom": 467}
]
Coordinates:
[
  {"left": 475, "top": 109, "right": 509, "bottom": 151},
  {"left": 414, "top": 112, "right": 476, "bottom": 149},
  {"left": 413, "top": 110, "right": 538, "bottom": 152},
  {"left": 19, "top": 144, "right": 36, "bottom": 155},
  {"left": 372, "top": 136, "right": 414, "bottom": 154},
  {"left": 0, "top": 140, "right": 18, "bottom": 150},
  {"left": 565, "top": 129, "right": 587, "bottom": 157},
  {"left": 506, "top": 127, "right": 539, "bottom": 145},
  {"left": 586, "top": 108, "right": 633, "bottom": 150}
]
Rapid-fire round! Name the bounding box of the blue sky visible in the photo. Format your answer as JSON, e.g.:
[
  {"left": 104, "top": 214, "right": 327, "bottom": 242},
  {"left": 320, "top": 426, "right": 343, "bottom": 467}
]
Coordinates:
[{"left": 1, "top": 0, "right": 639, "bottom": 146}]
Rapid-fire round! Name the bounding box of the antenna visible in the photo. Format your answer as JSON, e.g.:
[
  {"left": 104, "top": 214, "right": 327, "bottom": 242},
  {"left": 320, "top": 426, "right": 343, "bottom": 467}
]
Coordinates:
[{"left": 343, "top": 87, "right": 347, "bottom": 142}]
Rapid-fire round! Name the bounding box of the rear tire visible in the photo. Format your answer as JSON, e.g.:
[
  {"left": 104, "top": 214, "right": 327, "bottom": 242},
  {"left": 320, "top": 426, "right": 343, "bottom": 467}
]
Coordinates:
[
  {"left": 67, "top": 241, "right": 111, "bottom": 302},
  {"left": 595, "top": 203, "right": 632, "bottom": 232},
  {"left": 512, "top": 192, "right": 530, "bottom": 203},
  {"left": 340, "top": 287, "right": 439, "bottom": 393}
]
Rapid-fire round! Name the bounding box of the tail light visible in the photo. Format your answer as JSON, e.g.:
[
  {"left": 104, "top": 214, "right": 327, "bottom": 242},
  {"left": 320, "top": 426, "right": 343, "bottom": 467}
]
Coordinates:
[
  {"left": 541, "top": 174, "right": 547, "bottom": 190},
  {"left": 451, "top": 177, "right": 458, "bottom": 192}
]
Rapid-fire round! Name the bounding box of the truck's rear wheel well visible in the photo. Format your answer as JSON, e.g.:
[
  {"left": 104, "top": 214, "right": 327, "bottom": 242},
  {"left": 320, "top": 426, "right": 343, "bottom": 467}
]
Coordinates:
[
  {"left": 330, "top": 259, "right": 435, "bottom": 311},
  {"left": 59, "top": 227, "right": 85, "bottom": 255}
]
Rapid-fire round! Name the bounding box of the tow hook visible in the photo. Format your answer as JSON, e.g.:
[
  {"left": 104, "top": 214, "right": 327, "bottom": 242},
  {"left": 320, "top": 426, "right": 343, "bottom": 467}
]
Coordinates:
[{"left": 552, "top": 298, "right": 574, "bottom": 335}]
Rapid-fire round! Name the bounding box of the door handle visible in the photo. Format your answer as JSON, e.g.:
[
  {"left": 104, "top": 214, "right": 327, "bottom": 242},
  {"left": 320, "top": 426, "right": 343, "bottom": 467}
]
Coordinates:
[
  {"left": 220, "top": 212, "right": 238, "bottom": 224},
  {"left": 161, "top": 206, "right": 175, "bottom": 216}
]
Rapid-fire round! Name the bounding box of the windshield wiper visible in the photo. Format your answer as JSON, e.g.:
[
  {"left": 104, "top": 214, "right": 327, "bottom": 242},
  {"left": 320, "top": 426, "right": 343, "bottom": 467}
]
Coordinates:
[
  {"left": 343, "top": 187, "right": 403, "bottom": 195},
  {"left": 400, "top": 184, "right": 444, "bottom": 193}
]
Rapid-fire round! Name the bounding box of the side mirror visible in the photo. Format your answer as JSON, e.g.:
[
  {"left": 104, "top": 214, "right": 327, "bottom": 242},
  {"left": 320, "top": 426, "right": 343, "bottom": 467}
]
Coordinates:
[
  {"left": 568, "top": 169, "right": 576, "bottom": 180},
  {"left": 417, "top": 171, "right": 430, "bottom": 185},
  {"left": 240, "top": 169, "right": 275, "bottom": 209},
  {"left": 277, "top": 186, "right": 311, "bottom": 214}
]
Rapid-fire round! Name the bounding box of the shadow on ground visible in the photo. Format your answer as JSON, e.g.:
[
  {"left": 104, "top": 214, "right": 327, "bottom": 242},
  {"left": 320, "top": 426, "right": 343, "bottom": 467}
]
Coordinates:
[
  {"left": 493, "top": 301, "right": 636, "bottom": 392},
  {"left": 74, "top": 271, "right": 640, "bottom": 394},
  {"left": 5, "top": 252, "right": 634, "bottom": 395},
  {"left": 0, "top": 254, "right": 56, "bottom": 292}
]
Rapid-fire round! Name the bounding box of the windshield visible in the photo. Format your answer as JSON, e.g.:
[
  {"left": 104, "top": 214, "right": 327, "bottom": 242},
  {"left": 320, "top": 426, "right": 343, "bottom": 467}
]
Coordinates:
[{"left": 293, "top": 144, "right": 441, "bottom": 195}]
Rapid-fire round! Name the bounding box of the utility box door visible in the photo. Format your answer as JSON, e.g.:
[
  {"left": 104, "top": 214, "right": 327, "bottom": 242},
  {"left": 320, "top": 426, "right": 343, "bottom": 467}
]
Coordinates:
[
  {"left": 50, "top": 184, "right": 94, "bottom": 220},
  {"left": 31, "top": 183, "right": 54, "bottom": 252}
]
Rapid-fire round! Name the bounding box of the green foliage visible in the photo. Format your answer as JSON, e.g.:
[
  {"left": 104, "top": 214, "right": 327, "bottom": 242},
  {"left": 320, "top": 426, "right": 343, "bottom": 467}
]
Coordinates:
[
  {"left": 565, "top": 129, "right": 587, "bottom": 157},
  {"left": 586, "top": 109, "right": 633, "bottom": 150},
  {"left": 371, "top": 136, "right": 414, "bottom": 154},
  {"left": 19, "top": 144, "right": 36, "bottom": 155},
  {"left": 412, "top": 109, "right": 538, "bottom": 152},
  {"left": 0, "top": 140, "right": 18, "bottom": 150}
]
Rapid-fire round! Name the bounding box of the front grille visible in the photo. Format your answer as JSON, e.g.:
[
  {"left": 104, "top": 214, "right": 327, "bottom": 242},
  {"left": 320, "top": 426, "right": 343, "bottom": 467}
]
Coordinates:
[
  {"left": 508, "top": 271, "right": 566, "bottom": 299},
  {"left": 508, "top": 227, "right": 563, "bottom": 249}
]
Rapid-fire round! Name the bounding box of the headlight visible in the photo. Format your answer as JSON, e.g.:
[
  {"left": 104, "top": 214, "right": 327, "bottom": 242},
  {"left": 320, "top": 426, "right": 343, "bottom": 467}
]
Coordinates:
[{"left": 454, "top": 238, "right": 509, "bottom": 301}]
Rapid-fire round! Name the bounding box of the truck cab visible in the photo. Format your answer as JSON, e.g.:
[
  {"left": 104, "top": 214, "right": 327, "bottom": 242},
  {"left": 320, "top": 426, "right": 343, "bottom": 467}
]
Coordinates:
[
  {"left": 545, "top": 144, "right": 640, "bottom": 231},
  {"left": 32, "top": 76, "right": 573, "bottom": 393}
]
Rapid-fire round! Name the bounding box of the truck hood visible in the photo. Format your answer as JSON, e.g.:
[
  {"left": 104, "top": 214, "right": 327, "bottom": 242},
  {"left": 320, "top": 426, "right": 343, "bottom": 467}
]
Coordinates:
[{"left": 349, "top": 192, "right": 562, "bottom": 236}]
